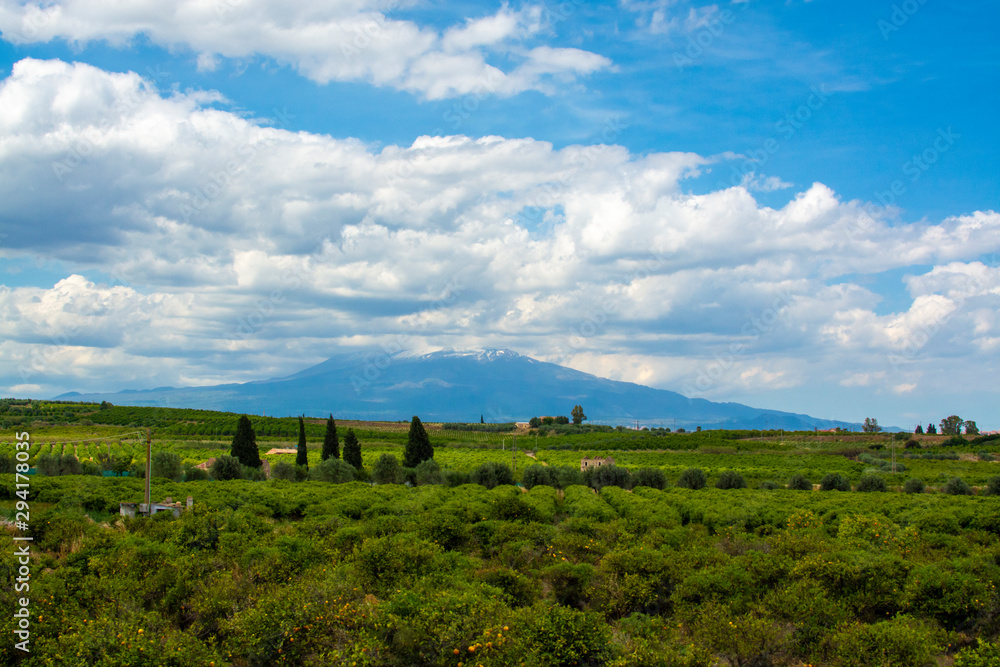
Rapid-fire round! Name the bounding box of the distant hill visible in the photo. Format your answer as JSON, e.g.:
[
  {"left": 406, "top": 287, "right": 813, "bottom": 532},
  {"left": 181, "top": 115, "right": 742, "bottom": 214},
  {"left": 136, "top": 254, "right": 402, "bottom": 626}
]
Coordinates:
[{"left": 55, "top": 348, "right": 860, "bottom": 430}]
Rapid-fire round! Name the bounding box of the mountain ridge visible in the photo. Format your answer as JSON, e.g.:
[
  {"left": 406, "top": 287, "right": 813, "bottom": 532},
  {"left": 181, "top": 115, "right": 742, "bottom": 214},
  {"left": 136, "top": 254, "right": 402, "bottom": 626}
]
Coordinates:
[{"left": 54, "top": 348, "right": 862, "bottom": 430}]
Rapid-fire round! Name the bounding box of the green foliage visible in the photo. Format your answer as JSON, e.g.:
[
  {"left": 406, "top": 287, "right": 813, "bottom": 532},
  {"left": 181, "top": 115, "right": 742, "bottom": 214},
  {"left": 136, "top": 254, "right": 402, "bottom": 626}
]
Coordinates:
[
  {"left": 472, "top": 461, "right": 515, "bottom": 489},
  {"left": 322, "top": 414, "right": 340, "bottom": 460},
  {"left": 296, "top": 416, "right": 308, "bottom": 468},
  {"left": 512, "top": 602, "right": 612, "bottom": 666},
  {"left": 954, "top": 639, "right": 1000, "bottom": 667},
  {"left": 715, "top": 470, "right": 746, "bottom": 490},
  {"left": 631, "top": 467, "right": 667, "bottom": 490},
  {"left": 412, "top": 458, "right": 442, "bottom": 485},
  {"left": 820, "top": 473, "right": 851, "bottom": 491},
  {"left": 271, "top": 460, "right": 297, "bottom": 481},
  {"left": 342, "top": 428, "right": 363, "bottom": 470},
  {"left": 903, "top": 477, "right": 925, "bottom": 494},
  {"left": 677, "top": 467, "right": 706, "bottom": 490},
  {"left": 571, "top": 404, "right": 587, "bottom": 425},
  {"left": 210, "top": 454, "right": 244, "bottom": 480},
  {"left": 372, "top": 453, "right": 403, "bottom": 484},
  {"left": 403, "top": 415, "right": 433, "bottom": 468},
  {"left": 940, "top": 415, "right": 965, "bottom": 436},
  {"left": 230, "top": 415, "right": 261, "bottom": 468},
  {"left": 788, "top": 473, "right": 813, "bottom": 490},
  {"left": 943, "top": 477, "right": 973, "bottom": 495},
  {"left": 829, "top": 614, "right": 942, "bottom": 667},
  {"left": 151, "top": 451, "right": 182, "bottom": 481},
  {"left": 983, "top": 476, "right": 1000, "bottom": 496},
  {"left": 309, "top": 457, "right": 356, "bottom": 483},
  {"left": 522, "top": 464, "right": 558, "bottom": 489},
  {"left": 855, "top": 474, "right": 887, "bottom": 493},
  {"left": 590, "top": 464, "right": 631, "bottom": 491}
]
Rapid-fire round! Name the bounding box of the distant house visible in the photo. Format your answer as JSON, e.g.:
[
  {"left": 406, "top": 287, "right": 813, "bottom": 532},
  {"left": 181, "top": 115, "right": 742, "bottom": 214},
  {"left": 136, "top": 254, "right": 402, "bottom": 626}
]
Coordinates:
[
  {"left": 120, "top": 496, "right": 193, "bottom": 519},
  {"left": 580, "top": 456, "right": 615, "bottom": 472}
]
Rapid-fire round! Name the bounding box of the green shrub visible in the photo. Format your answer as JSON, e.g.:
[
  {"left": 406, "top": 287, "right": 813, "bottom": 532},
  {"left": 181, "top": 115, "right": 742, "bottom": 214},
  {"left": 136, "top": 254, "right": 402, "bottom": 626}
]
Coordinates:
[
  {"left": 943, "top": 477, "right": 973, "bottom": 496},
  {"left": 982, "top": 476, "right": 1000, "bottom": 496},
  {"left": 715, "top": 470, "right": 746, "bottom": 490},
  {"left": 443, "top": 470, "right": 470, "bottom": 487},
  {"left": 210, "top": 455, "right": 243, "bottom": 481},
  {"left": 372, "top": 454, "right": 403, "bottom": 484},
  {"left": 955, "top": 639, "right": 1000, "bottom": 667},
  {"left": 855, "top": 474, "right": 887, "bottom": 493},
  {"left": 904, "top": 438, "right": 920, "bottom": 449},
  {"left": 589, "top": 464, "right": 631, "bottom": 491},
  {"left": 151, "top": 451, "right": 182, "bottom": 481},
  {"left": 511, "top": 602, "right": 612, "bottom": 666},
  {"left": 414, "top": 458, "right": 442, "bottom": 485},
  {"left": 758, "top": 481, "right": 779, "bottom": 490},
  {"left": 829, "top": 614, "right": 942, "bottom": 667},
  {"left": 788, "top": 473, "right": 812, "bottom": 490},
  {"left": 471, "top": 461, "right": 515, "bottom": 489},
  {"left": 522, "top": 464, "right": 558, "bottom": 489},
  {"left": 309, "top": 457, "right": 356, "bottom": 483},
  {"left": 820, "top": 473, "right": 851, "bottom": 492},
  {"left": 184, "top": 466, "right": 209, "bottom": 482},
  {"left": 677, "top": 467, "right": 707, "bottom": 490},
  {"left": 903, "top": 478, "right": 925, "bottom": 494},
  {"left": 270, "top": 460, "right": 297, "bottom": 481},
  {"left": 630, "top": 467, "right": 667, "bottom": 490}
]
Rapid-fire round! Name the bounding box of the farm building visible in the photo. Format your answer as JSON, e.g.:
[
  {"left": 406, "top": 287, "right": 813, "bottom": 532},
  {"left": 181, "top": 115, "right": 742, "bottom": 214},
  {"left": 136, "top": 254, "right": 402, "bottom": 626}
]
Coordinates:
[{"left": 580, "top": 456, "right": 615, "bottom": 472}]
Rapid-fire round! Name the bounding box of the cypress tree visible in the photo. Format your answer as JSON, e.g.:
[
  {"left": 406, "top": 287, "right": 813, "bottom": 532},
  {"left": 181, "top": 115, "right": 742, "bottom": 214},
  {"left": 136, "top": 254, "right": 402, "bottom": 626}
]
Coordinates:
[
  {"left": 230, "top": 415, "right": 261, "bottom": 468},
  {"left": 322, "top": 415, "right": 340, "bottom": 461},
  {"left": 404, "top": 415, "right": 433, "bottom": 468},
  {"left": 343, "top": 429, "right": 362, "bottom": 470},
  {"left": 296, "top": 416, "right": 308, "bottom": 468}
]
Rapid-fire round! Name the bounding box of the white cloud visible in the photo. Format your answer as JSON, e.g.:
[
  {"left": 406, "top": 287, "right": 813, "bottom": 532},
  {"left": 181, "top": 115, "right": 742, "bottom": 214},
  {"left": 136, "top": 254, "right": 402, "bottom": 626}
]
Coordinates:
[
  {"left": 0, "top": 57, "right": 999, "bottom": 409},
  {"left": 0, "top": 0, "right": 611, "bottom": 99}
]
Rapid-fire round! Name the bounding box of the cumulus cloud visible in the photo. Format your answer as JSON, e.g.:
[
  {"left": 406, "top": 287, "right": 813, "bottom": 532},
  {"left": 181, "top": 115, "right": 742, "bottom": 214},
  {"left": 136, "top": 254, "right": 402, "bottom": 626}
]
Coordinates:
[
  {"left": 0, "top": 0, "right": 611, "bottom": 99},
  {"left": 1, "top": 57, "right": 999, "bottom": 405}
]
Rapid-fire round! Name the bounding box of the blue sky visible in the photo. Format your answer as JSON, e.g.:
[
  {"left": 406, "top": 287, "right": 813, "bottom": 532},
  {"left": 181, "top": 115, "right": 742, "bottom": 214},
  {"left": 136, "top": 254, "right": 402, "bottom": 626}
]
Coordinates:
[{"left": 0, "top": 0, "right": 997, "bottom": 430}]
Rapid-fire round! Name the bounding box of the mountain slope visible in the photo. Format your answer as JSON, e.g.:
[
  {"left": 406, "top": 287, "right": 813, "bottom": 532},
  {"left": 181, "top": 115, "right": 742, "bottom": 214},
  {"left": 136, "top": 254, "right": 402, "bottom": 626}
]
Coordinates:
[{"left": 55, "top": 348, "right": 857, "bottom": 429}]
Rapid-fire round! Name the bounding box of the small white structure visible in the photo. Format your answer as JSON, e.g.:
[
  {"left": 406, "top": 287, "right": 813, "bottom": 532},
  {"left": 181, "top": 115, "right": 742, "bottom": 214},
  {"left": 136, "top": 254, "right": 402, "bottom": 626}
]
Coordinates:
[{"left": 120, "top": 495, "right": 192, "bottom": 519}]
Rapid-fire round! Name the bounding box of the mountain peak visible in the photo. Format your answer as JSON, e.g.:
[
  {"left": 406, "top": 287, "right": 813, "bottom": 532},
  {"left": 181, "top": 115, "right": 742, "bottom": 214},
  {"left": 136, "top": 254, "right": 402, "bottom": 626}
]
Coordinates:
[{"left": 416, "top": 348, "right": 527, "bottom": 362}]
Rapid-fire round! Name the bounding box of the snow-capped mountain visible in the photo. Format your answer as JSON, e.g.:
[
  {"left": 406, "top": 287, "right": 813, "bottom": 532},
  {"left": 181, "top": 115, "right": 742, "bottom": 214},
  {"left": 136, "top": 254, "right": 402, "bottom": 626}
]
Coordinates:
[{"left": 56, "top": 348, "right": 857, "bottom": 429}]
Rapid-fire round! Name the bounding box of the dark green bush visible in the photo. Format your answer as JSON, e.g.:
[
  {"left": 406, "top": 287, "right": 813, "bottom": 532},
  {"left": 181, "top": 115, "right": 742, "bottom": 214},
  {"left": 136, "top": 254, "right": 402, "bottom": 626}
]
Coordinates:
[
  {"left": 788, "top": 474, "right": 812, "bottom": 491},
  {"left": 855, "top": 474, "right": 887, "bottom": 492},
  {"left": 210, "top": 455, "right": 243, "bottom": 481},
  {"left": 414, "top": 458, "right": 442, "bottom": 485},
  {"left": 471, "top": 462, "right": 515, "bottom": 489},
  {"left": 904, "top": 439, "right": 920, "bottom": 449},
  {"left": 309, "top": 457, "right": 356, "bottom": 483},
  {"left": 589, "top": 464, "right": 631, "bottom": 491},
  {"left": 372, "top": 454, "right": 403, "bottom": 484},
  {"left": 151, "top": 451, "right": 182, "bottom": 481},
  {"left": 715, "top": 470, "right": 746, "bottom": 490},
  {"left": 677, "top": 467, "right": 707, "bottom": 490},
  {"left": 631, "top": 467, "right": 667, "bottom": 490},
  {"left": 522, "top": 464, "right": 558, "bottom": 489},
  {"left": 270, "top": 460, "right": 297, "bottom": 481},
  {"left": 983, "top": 476, "right": 1000, "bottom": 496},
  {"left": 820, "top": 473, "right": 851, "bottom": 492},
  {"left": 943, "top": 477, "right": 973, "bottom": 496},
  {"left": 758, "top": 481, "right": 779, "bottom": 490},
  {"left": 903, "top": 478, "right": 925, "bottom": 494}
]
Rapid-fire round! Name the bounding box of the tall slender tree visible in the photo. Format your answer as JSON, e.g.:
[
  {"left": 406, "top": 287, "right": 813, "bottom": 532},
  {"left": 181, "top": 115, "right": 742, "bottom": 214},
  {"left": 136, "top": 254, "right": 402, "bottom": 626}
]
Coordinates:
[
  {"left": 404, "top": 415, "right": 433, "bottom": 468},
  {"left": 296, "top": 416, "right": 309, "bottom": 468},
  {"left": 343, "top": 429, "right": 363, "bottom": 470},
  {"left": 322, "top": 415, "right": 340, "bottom": 461},
  {"left": 230, "top": 415, "right": 261, "bottom": 468}
]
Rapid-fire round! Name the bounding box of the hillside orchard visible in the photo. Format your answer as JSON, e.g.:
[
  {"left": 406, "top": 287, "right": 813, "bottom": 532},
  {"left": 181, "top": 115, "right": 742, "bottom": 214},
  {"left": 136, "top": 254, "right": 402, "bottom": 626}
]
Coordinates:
[{"left": 2, "top": 404, "right": 1000, "bottom": 665}]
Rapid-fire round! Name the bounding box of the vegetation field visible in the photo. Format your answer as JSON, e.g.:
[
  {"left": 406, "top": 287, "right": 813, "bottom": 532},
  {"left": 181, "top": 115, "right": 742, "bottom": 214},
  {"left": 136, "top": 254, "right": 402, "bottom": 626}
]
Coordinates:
[{"left": 3, "top": 402, "right": 1000, "bottom": 666}]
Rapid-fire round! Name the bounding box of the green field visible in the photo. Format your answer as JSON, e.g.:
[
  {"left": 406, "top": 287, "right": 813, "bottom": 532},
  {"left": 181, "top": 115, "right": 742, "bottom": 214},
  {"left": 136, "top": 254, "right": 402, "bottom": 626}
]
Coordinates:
[{"left": 3, "top": 403, "right": 1000, "bottom": 665}]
